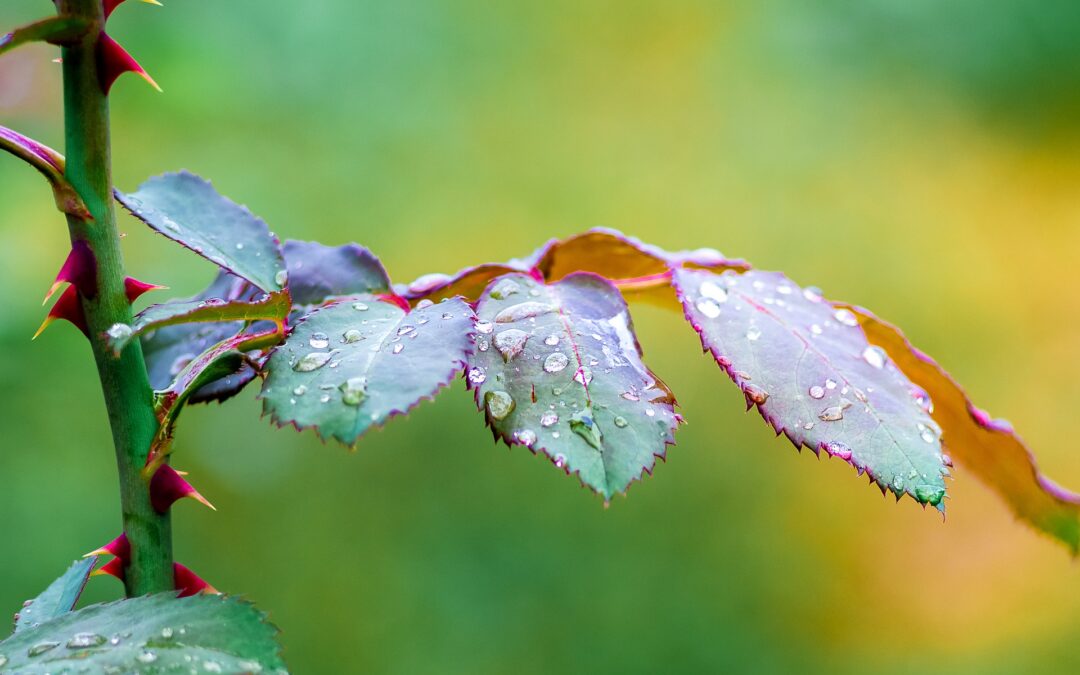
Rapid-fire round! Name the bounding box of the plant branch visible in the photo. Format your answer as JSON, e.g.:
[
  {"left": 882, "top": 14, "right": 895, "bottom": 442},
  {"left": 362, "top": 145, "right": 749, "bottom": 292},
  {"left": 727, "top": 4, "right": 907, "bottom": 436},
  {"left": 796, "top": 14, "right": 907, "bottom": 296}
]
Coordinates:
[{"left": 56, "top": 0, "right": 173, "bottom": 596}]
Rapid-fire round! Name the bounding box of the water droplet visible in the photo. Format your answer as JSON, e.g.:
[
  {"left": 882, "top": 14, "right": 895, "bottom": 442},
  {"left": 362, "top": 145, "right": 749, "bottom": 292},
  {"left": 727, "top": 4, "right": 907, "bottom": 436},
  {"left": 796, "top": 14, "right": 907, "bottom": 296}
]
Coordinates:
[
  {"left": 818, "top": 398, "right": 853, "bottom": 422},
  {"left": 319, "top": 394, "right": 331, "bottom": 403},
  {"left": 892, "top": 475, "right": 905, "bottom": 492},
  {"left": 808, "top": 385, "right": 825, "bottom": 399},
  {"left": 489, "top": 279, "right": 521, "bottom": 300},
  {"left": 494, "top": 301, "right": 555, "bottom": 323},
  {"left": 554, "top": 453, "right": 567, "bottom": 468},
  {"left": 28, "top": 641, "right": 60, "bottom": 657},
  {"left": 340, "top": 377, "right": 367, "bottom": 406},
  {"left": 203, "top": 660, "right": 223, "bottom": 672},
  {"left": 397, "top": 325, "right": 416, "bottom": 337},
  {"left": 293, "top": 350, "right": 337, "bottom": 372},
  {"left": 467, "top": 367, "right": 487, "bottom": 386},
  {"left": 309, "top": 332, "right": 330, "bottom": 349},
  {"left": 862, "top": 345, "right": 886, "bottom": 369},
  {"left": 573, "top": 366, "right": 593, "bottom": 386},
  {"left": 515, "top": 429, "right": 537, "bottom": 446},
  {"left": 408, "top": 273, "right": 450, "bottom": 294},
  {"left": 917, "top": 423, "right": 936, "bottom": 444},
  {"left": 485, "top": 390, "right": 515, "bottom": 420},
  {"left": 699, "top": 280, "right": 728, "bottom": 303},
  {"left": 0, "top": 655, "right": 7, "bottom": 667},
  {"left": 810, "top": 324, "right": 823, "bottom": 335},
  {"left": 823, "top": 441, "right": 852, "bottom": 460},
  {"left": 494, "top": 329, "right": 529, "bottom": 361},
  {"left": 544, "top": 334, "right": 560, "bottom": 346},
  {"left": 476, "top": 337, "right": 489, "bottom": 352},
  {"left": 746, "top": 328, "right": 761, "bottom": 341},
  {"left": 825, "top": 379, "right": 837, "bottom": 390},
  {"left": 915, "top": 485, "right": 945, "bottom": 506},
  {"left": 570, "top": 410, "right": 603, "bottom": 450},
  {"left": 941, "top": 454, "right": 954, "bottom": 467},
  {"left": 803, "top": 286, "right": 823, "bottom": 303},
  {"left": 106, "top": 323, "right": 133, "bottom": 342},
  {"left": 274, "top": 270, "right": 289, "bottom": 287},
  {"left": 66, "top": 632, "right": 106, "bottom": 649},
  {"left": 745, "top": 384, "right": 769, "bottom": 405},
  {"left": 613, "top": 415, "right": 628, "bottom": 428},
  {"left": 160, "top": 627, "right": 174, "bottom": 640},
  {"left": 235, "top": 242, "right": 245, "bottom": 251},
  {"left": 543, "top": 352, "right": 569, "bottom": 373},
  {"left": 162, "top": 216, "right": 180, "bottom": 232},
  {"left": 911, "top": 387, "right": 934, "bottom": 413},
  {"left": 475, "top": 320, "right": 494, "bottom": 334},
  {"left": 621, "top": 391, "right": 640, "bottom": 402},
  {"left": 392, "top": 343, "right": 404, "bottom": 354},
  {"left": 696, "top": 299, "right": 721, "bottom": 319},
  {"left": 343, "top": 329, "right": 363, "bottom": 343},
  {"left": 441, "top": 312, "right": 453, "bottom": 320},
  {"left": 833, "top": 309, "right": 858, "bottom": 327},
  {"left": 645, "top": 408, "right": 656, "bottom": 417},
  {"left": 352, "top": 302, "right": 369, "bottom": 311},
  {"left": 540, "top": 411, "right": 559, "bottom": 427},
  {"left": 803, "top": 422, "right": 814, "bottom": 430},
  {"left": 292, "top": 385, "right": 307, "bottom": 396}
]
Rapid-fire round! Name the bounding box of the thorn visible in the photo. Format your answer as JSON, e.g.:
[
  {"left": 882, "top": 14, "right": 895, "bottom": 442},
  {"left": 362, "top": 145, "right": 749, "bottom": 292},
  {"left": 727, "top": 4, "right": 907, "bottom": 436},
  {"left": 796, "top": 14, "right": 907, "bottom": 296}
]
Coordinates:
[
  {"left": 44, "top": 240, "right": 97, "bottom": 304},
  {"left": 97, "top": 33, "right": 162, "bottom": 95},
  {"left": 92, "top": 557, "right": 125, "bottom": 581},
  {"left": 84, "top": 533, "right": 130, "bottom": 560},
  {"left": 34, "top": 286, "right": 88, "bottom": 339},
  {"left": 150, "top": 465, "right": 216, "bottom": 514},
  {"left": 174, "top": 563, "right": 218, "bottom": 598},
  {"left": 124, "top": 277, "right": 167, "bottom": 302},
  {"left": 104, "top": 0, "right": 163, "bottom": 20}
]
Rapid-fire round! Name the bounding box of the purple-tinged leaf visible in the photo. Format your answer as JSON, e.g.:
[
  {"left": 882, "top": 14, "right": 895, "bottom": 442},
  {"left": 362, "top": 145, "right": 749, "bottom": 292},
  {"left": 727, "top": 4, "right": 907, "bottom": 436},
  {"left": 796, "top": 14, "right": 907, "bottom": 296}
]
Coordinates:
[
  {"left": 674, "top": 268, "right": 948, "bottom": 508},
  {"left": 106, "top": 291, "right": 289, "bottom": 355},
  {"left": 398, "top": 263, "right": 537, "bottom": 304},
  {"left": 13, "top": 558, "right": 95, "bottom": 633},
  {"left": 261, "top": 296, "right": 475, "bottom": 447},
  {"left": 283, "top": 240, "right": 391, "bottom": 306},
  {"left": 0, "top": 15, "right": 92, "bottom": 56},
  {"left": 855, "top": 308, "right": 1080, "bottom": 550},
  {"left": 116, "top": 171, "right": 287, "bottom": 293},
  {"left": 468, "top": 272, "right": 679, "bottom": 500},
  {"left": 0, "top": 125, "right": 91, "bottom": 219}
]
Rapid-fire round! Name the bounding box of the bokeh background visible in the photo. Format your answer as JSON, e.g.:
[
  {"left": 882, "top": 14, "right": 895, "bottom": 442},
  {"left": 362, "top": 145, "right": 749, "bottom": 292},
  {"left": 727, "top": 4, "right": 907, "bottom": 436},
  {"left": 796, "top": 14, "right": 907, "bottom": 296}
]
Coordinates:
[{"left": 2, "top": 1, "right": 1080, "bottom": 673}]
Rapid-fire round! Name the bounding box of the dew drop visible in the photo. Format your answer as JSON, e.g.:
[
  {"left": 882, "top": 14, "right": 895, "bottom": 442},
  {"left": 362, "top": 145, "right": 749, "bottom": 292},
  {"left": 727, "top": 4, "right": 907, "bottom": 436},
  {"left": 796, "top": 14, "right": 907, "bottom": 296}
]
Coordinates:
[
  {"left": 309, "top": 332, "right": 330, "bottom": 349},
  {"left": 294, "top": 350, "right": 337, "bottom": 372},
  {"left": 339, "top": 377, "right": 367, "bottom": 406},
  {"left": 66, "top": 632, "right": 106, "bottom": 649},
  {"left": 808, "top": 385, "right": 825, "bottom": 400},
  {"left": 696, "top": 299, "right": 721, "bottom": 319},
  {"left": 392, "top": 343, "right": 404, "bottom": 354},
  {"left": 352, "top": 302, "right": 369, "bottom": 311},
  {"left": 540, "top": 411, "right": 559, "bottom": 427},
  {"left": 415, "top": 299, "right": 434, "bottom": 310},
  {"left": 823, "top": 441, "right": 852, "bottom": 460},
  {"left": 494, "top": 329, "right": 529, "bottom": 361},
  {"left": 746, "top": 328, "right": 761, "bottom": 341},
  {"left": 397, "top": 325, "right": 416, "bottom": 337},
  {"left": 274, "top": 270, "right": 289, "bottom": 287},
  {"left": 818, "top": 398, "right": 853, "bottom": 422},
  {"left": 515, "top": 429, "right": 537, "bottom": 446},
  {"left": 292, "top": 385, "right": 307, "bottom": 396},
  {"left": 573, "top": 366, "right": 593, "bottom": 386},
  {"left": 544, "top": 334, "right": 560, "bottom": 346},
  {"left": 915, "top": 485, "right": 945, "bottom": 506},
  {"left": 408, "top": 273, "right": 450, "bottom": 294},
  {"left": 467, "top": 367, "right": 487, "bottom": 386},
  {"left": 343, "top": 329, "right": 363, "bottom": 343},
  {"left": 803, "top": 286, "right": 823, "bottom": 303},
  {"left": 825, "top": 379, "right": 837, "bottom": 390},
  {"left": 0, "top": 655, "right": 6, "bottom": 667},
  {"left": 485, "top": 390, "right": 515, "bottom": 420},
  {"left": 917, "top": 423, "right": 936, "bottom": 444},
  {"left": 699, "top": 280, "right": 728, "bottom": 303},
  {"left": 494, "top": 301, "right": 555, "bottom": 323},
  {"left": 106, "top": 323, "right": 133, "bottom": 342},
  {"left": 892, "top": 475, "right": 905, "bottom": 492},
  {"left": 613, "top": 415, "right": 628, "bottom": 428},
  {"left": 862, "top": 345, "right": 886, "bottom": 369},
  {"left": 476, "top": 337, "right": 489, "bottom": 352},
  {"left": 489, "top": 279, "right": 521, "bottom": 300},
  {"left": 554, "top": 453, "right": 567, "bottom": 469},
  {"left": 475, "top": 320, "right": 494, "bottom": 334},
  {"left": 235, "top": 242, "right": 245, "bottom": 251},
  {"left": 569, "top": 410, "right": 603, "bottom": 449},
  {"left": 543, "top": 352, "right": 569, "bottom": 373},
  {"left": 744, "top": 384, "right": 769, "bottom": 405},
  {"left": 833, "top": 309, "right": 858, "bottom": 327},
  {"left": 28, "top": 641, "right": 60, "bottom": 657},
  {"left": 621, "top": 391, "right": 640, "bottom": 402}
]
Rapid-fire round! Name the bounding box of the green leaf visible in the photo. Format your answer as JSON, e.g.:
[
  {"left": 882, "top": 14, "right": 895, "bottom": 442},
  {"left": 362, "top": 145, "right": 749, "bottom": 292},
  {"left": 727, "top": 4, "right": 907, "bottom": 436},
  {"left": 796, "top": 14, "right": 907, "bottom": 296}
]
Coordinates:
[
  {"left": 0, "top": 594, "right": 285, "bottom": 673},
  {"left": 13, "top": 558, "right": 95, "bottom": 633},
  {"left": 117, "top": 171, "right": 288, "bottom": 293},
  {"left": 0, "top": 125, "right": 90, "bottom": 219},
  {"left": 674, "top": 268, "right": 948, "bottom": 508},
  {"left": 283, "top": 240, "right": 391, "bottom": 306},
  {"left": 467, "top": 273, "right": 679, "bottom": 500},
  {"left": 108, "top": 291, "right": 289, "bottom": 355},
  {"left": 261, "top": 296, "right": 475, "bottom": 447},
  {"left": 0, "top": 16, "right": 92, "bottom": 56}
]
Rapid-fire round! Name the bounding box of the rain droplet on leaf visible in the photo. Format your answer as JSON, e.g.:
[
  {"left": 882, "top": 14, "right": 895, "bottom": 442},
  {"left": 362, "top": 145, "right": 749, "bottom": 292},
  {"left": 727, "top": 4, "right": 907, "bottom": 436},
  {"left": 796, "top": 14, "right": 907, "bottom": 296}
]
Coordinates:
[
  {"left": 339, "top": 377, "right": 367, "bottom": 406},
  {"left": 485, "top": 390, "right": 515, "bottom": 420},
  {"left": 570, "top": 410, "right": 603, "bottom": 450},
  {"left": 543, "top": 352, "right": 569, "bottom": 373},
  {"left": 494, "top": 329, "right": 529, "bottom": 361},
  {"left": 294, "top": 350, "right": 337, "bottom": 372}
]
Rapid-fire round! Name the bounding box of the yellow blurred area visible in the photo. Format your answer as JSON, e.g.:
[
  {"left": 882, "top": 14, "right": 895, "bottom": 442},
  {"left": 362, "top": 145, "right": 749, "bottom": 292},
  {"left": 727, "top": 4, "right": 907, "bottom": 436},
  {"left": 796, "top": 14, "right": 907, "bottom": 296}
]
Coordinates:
[{"left": 1, "top": 1, "right": 1079, "bottom": 673}]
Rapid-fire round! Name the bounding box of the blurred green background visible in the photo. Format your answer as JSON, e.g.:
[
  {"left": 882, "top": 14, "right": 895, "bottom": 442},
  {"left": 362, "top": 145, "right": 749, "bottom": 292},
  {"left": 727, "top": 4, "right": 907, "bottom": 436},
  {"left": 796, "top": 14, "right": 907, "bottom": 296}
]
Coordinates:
[{"left": 3, "top": 1, "right": 1080, "bottom": 672}]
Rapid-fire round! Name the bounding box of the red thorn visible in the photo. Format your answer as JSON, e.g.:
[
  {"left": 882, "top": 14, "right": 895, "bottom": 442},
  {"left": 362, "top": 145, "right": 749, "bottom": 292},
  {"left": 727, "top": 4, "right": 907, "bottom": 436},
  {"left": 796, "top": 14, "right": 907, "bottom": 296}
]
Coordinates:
[
  {"left": 124, "top": 277, "right": 167, "bottom": 302},
  {"left": 92, "top": 557, "right": 125, "bottom": 581},
  {"left": 44, "top": 240, "right": 97, "bottom": 305},
  {"left": 84, "top": 533, "right": 130, "bottom": 561},
  {"left": 35, "top": 286, "right": 88, "bottom": 339},
  {"left": 104, "top": 0, "right": 163, "bottom": 19},
  {"left": 97, "top": 33, "right": 162, "bottom": 95},
  {"left": 150, "top": 465, "right": 216, "bottom": 514},
  {"left": 376, "top": 293, "right": 412, "bottom": 312},
  {"left": 174, "top": 563, "right": 218, "bottom": 597}
]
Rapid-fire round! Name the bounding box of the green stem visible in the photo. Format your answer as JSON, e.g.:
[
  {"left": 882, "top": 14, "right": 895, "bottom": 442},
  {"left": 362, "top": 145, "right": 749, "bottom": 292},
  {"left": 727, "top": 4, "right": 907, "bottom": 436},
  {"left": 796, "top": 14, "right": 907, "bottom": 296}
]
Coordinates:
[{"left": 57, "top": 0, "right": 173, "bottom": 596}]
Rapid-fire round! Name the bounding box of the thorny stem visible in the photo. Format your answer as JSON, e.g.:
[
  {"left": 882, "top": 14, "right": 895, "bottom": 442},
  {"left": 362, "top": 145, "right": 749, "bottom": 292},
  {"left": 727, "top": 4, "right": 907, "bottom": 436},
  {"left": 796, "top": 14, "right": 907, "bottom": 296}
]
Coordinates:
[{"left": 56, "top": 0, "right": 173, "bottom": 595}]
